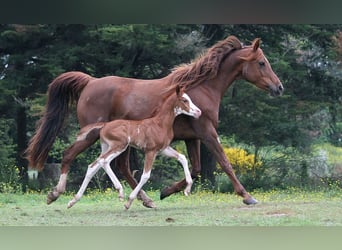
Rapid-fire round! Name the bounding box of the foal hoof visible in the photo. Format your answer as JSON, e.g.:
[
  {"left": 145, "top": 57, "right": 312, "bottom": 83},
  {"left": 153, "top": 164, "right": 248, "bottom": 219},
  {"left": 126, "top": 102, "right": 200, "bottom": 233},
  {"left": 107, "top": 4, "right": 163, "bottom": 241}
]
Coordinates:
[{"left": 243, "top": 196, "right": 258, "bottom": 205}]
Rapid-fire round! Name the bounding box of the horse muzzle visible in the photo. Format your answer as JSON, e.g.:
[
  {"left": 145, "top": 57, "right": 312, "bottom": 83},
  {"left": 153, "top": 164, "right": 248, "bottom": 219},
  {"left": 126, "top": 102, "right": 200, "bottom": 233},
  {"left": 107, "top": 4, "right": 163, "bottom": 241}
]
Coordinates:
[{"left": 269, "top": 83, "right": 284, "bottom": 97}]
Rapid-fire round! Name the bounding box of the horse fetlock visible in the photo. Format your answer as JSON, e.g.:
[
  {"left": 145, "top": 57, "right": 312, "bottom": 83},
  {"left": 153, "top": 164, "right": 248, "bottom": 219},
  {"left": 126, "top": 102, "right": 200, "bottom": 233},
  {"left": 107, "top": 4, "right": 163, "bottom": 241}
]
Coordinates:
[
  {"left": 137, "top": 190, "right": 156, "bottom": 208},
  {"left": 124, "top": 199, "right": 133, "bottom": 210},
  {"left": 184, "top": 183, "right": 192, "bottom": 196},
  {"left": 67, "top": 199, "right": 76, "bottom": 209},
  {"left": 118, "top": 188, "right": 124, "bottom": 201}
]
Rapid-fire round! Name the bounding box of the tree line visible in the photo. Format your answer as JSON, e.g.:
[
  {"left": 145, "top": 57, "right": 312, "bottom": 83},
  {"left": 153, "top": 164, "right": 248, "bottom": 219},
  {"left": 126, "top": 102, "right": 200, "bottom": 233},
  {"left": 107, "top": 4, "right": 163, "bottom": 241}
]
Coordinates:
[{"left": 0, "top": 24, "right": 341, "bottom": 192}]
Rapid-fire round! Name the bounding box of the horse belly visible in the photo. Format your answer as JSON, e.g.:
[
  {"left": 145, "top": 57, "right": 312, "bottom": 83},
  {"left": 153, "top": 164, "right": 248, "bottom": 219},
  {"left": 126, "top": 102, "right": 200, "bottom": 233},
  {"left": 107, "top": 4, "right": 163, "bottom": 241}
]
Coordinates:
[{"left": 172, "top": 116, "right": 197, "bottom": 140}]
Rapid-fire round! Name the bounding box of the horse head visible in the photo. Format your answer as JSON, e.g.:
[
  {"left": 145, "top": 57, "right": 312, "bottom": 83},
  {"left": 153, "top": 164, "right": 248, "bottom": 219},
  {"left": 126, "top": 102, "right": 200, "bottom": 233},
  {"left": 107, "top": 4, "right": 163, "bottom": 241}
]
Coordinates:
[
  {"left": 174, "top": 86, "right": 201, "bottom": 118},
  {"left": 239, "top": 38, "right": 284, "bottom": 97}
]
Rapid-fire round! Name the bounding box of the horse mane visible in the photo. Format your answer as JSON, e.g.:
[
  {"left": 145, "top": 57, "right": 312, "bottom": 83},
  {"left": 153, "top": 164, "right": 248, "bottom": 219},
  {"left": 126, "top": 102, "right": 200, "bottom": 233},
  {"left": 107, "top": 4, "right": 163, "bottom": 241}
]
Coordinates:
[
  {"left": 148, "top": 85, "right": 183, "bottom": 118},
  {"left": 168, "top": 35, "right": 243, "bottom": 90}
]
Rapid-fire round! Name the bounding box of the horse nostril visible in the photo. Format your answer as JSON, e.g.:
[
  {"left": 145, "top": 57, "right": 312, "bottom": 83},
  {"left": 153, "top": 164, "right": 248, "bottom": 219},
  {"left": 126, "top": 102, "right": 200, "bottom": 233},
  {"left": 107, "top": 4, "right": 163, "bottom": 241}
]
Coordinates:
[{"left": 278, "top": 85, "right": 284, "bottom": 92}]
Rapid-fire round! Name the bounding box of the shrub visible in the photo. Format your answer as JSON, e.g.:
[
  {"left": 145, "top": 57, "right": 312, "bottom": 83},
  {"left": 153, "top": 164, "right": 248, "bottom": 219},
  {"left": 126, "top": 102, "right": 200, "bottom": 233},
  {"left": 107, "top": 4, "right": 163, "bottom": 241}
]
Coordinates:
[
  {"left": 214, "top": 145, "right": 263, "bottom": 192},
  {"left": 0, "top": 119, "right": 21, "bottom": 193},
  {"left": 221, "top": 147, "right": 262, "bottom": 175}
]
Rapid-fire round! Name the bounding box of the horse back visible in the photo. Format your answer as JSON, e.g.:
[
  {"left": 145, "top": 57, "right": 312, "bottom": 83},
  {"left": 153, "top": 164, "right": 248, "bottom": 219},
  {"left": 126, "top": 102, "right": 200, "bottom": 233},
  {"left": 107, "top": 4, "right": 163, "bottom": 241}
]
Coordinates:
[{"left": 76, "top": 76, "right": 168, "bottom": 127}]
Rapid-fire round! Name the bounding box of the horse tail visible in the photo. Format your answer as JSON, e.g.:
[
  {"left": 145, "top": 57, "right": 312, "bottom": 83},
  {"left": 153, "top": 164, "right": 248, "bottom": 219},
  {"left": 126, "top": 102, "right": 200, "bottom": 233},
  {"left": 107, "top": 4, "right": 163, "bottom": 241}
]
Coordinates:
[{"left": 25, "top": 71, "right": 94, "bottom": 171}]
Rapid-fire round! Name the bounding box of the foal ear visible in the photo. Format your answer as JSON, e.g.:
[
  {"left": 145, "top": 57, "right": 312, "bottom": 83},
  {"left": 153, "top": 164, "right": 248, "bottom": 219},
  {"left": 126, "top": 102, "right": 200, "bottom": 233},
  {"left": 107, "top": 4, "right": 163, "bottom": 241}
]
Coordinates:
[
  {"left": 252, "top": 38, "right": 261, "bottom": 51},
  {"left": 176, "top": 85, "right": 181, "bottom": 96}
]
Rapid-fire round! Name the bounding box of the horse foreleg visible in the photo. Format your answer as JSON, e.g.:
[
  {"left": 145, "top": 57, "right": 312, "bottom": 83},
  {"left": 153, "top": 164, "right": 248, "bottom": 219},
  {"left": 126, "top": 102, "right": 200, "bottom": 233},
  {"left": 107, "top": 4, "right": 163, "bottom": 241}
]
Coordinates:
[
  {"left": 116, "top": 148, "right": 156, "bottom": 208},
  {"left": 202, "top": 127, "right": 258, "bottom": 205},
  {"left": 47, "top": 132, "right": 99, "bottom": 205},
  {"left": 160, "top": 139, "right": 201, "bottom": 199},
  {"left": 160, "top": 146, "right": 193, "bottom": 196},
  {"left": 125, "top": 152, "right": 156, "bottom": 210}
]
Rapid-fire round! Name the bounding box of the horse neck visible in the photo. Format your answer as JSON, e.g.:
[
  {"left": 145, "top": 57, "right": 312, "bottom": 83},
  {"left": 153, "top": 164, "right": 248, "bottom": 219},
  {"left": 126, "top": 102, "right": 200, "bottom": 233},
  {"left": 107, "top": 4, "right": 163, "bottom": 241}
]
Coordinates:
[
  {"left": 203, "top": 48, "right": 250, "bottom": 101},
  {"left": 151, "top": 93, "right": 178, "bottom": 131}
]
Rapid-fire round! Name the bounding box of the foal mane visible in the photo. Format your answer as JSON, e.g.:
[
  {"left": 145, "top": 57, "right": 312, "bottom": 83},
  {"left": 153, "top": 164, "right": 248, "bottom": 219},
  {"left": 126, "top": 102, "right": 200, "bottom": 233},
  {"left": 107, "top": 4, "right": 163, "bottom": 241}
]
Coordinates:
[{"left": 168, "top": 35, "right": 243, "bottom": 90}]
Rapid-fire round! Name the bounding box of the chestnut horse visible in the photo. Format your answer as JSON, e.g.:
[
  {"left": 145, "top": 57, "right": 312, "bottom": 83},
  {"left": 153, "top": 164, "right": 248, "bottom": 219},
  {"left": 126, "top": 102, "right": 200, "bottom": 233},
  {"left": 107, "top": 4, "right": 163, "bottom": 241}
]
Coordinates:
[
  {"left": 26, "top": 35, "right": 283, "bottom": 207},
  {"left": 67, "top": 86, "right": 201, "bottom": 209}
]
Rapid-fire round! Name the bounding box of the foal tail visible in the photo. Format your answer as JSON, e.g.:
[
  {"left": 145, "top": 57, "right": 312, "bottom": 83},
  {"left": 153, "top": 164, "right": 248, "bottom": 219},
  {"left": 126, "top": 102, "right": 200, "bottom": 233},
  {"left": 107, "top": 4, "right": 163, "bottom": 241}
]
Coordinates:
[
  {"left": 25, "top": 71, "right": 94, "bottom": 171},
  {"left": 76, "top": 123, "right": 105, "bottom": 142}
]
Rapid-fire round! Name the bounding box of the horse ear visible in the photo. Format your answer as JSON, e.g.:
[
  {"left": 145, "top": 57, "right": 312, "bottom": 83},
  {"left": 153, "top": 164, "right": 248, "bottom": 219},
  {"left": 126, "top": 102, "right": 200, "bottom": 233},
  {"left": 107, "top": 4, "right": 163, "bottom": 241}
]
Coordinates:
[
  {"left": 176, "top": 85, "right": 181, "bottom": 96},
  {"left": 253, "top": 38, "right": 261, "bottom": 51}
]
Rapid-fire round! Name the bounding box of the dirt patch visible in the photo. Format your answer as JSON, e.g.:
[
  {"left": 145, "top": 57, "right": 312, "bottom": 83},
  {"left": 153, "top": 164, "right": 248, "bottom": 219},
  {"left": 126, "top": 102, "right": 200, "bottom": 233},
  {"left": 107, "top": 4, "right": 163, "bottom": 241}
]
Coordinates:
[{"left": 266, "top": 209, "right": 292, "bottom": 217}]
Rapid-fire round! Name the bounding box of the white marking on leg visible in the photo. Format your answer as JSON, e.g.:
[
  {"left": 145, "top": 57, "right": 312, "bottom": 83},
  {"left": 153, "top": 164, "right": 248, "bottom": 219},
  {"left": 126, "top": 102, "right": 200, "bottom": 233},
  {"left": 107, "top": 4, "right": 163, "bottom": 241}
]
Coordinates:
[
  {"left": 67, "top": 162, "right": 101, "bottom": 208},
  {"left": 56, "top": 173, "right": 68, "bottom": 193},
  {"left": 161, "top": 146, "right": 193, "bottom": 196},
  {"left": 102, "top": 156, "right": 124, "bottom": 200},
  {"left": 125, "top": 170, "right": 151, "bottom": 209}
]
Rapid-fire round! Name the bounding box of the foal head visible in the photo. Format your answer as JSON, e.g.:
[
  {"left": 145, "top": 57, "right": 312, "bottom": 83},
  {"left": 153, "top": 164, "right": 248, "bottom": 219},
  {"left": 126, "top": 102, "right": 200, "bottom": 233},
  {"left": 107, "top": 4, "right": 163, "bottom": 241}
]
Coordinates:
[
  {"left": 239, "top": 38, "right": 284, "bottom": 97},
  {"left": 174, "top": 86, "right": 201, "bottom": 118}
]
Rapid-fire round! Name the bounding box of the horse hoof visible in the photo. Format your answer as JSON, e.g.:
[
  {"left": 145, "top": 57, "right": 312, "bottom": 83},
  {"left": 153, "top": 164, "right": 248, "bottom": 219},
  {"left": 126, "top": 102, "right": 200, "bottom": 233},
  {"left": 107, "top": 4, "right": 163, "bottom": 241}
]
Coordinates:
[
  {"left": 125, "top": 200, "right": 133, "bottom": 210},
  {"left": 160, "top": 187, "right": 172, "bottom": 200},
  {"left": 143, "top": 200, "right": 157, "bottom": 208},
  {"left": 243, "top": 196, "right": 258, "bottom": 205},
  {"left": 46, "top": 192, "right": 59, "bottom": 205}
]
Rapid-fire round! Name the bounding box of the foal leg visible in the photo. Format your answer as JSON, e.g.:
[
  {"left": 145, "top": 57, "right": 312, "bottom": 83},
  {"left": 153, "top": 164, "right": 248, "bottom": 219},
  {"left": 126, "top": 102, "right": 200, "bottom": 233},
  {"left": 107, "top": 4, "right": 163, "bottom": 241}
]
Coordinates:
[
  {"left": 102, "top": 158, "right": 124, "bottom": 201},
  {"left": 160, "top": 146, "right": 193, "bottom": 196},
  {"left": 67, "top": 160, "right": 102, "bottom": 208},
  {"left": 116, "top": 148, "right": 156, "bottom": 208},
  {"left": 125, "top": 152, "right": 156, "bottom": 210},
  {"left": 160, "top": 139, "right": 201, "bottom": 199},
  {"left": 47, "top": 133, "right": 98, "bottom": 204}
]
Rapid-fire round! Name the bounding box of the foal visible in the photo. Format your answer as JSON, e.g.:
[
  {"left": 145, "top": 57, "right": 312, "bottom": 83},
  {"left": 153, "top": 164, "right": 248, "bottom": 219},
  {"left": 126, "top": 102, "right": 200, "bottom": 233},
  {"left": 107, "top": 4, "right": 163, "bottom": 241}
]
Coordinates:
[{"left": 67, "top": 86, "right": 201, "bottom": 209}]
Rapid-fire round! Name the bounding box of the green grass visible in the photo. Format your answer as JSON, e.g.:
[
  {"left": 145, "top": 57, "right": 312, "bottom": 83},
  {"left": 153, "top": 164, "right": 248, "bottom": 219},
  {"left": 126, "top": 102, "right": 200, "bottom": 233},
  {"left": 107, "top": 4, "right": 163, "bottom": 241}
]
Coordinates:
[{"left": 0, "top": 188, "right": 341, "bottom": 226}]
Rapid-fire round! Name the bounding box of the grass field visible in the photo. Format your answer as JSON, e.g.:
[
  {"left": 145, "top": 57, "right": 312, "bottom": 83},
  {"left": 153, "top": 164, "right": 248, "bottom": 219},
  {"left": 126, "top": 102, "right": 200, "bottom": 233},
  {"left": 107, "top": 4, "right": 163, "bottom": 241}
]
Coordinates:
[{"left": 0, "top": 188, "right": 341, "bottom": 226}]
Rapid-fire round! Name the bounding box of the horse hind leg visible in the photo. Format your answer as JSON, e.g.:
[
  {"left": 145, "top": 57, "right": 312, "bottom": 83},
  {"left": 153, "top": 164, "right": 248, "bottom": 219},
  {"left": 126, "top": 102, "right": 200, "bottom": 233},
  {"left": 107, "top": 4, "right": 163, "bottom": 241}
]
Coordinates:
[
  {"left": 116, "top": 148, "right": 156, "bottom": 208},
  {"left": 125, "top": 152, "right": 156, "bottom": 210},
  {"left": 160, "top": 146, "right": 193, "bottom": 196},
  {"left": 67, "top": 160, "right": 102, "bottom": 208},
  {"left": 160, "top": 139, "right": 201, "bottom": 200},
  {"left": 47, "top": 130, "right": 99, "bottom": 204},
  {"left": 102, "top": 153, "right": 125, "bottom": 201}
]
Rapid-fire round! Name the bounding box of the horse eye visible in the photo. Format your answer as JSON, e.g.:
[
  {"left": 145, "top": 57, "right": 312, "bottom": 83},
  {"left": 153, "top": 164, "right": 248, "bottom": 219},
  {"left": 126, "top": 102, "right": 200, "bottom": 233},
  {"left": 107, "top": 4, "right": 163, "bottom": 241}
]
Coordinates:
[{"left": 259, "top": 61, "right": 265, "bottom": 66}]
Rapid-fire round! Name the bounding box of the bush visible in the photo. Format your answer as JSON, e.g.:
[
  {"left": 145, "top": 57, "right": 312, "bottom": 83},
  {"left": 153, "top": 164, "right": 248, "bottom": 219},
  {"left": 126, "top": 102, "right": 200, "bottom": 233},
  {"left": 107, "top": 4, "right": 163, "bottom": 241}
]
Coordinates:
[
  {"left": 0, "top": 165, "right": 22, "bottom": 193},
  {"left": 214, "top": 143, "right": 263, "bottom": 192},
  {"left": 214, "top": 137, "right": 316, "bottom": 192},
  {"left": 0, "top": 119, "right": 21, "bottom": 193}
]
